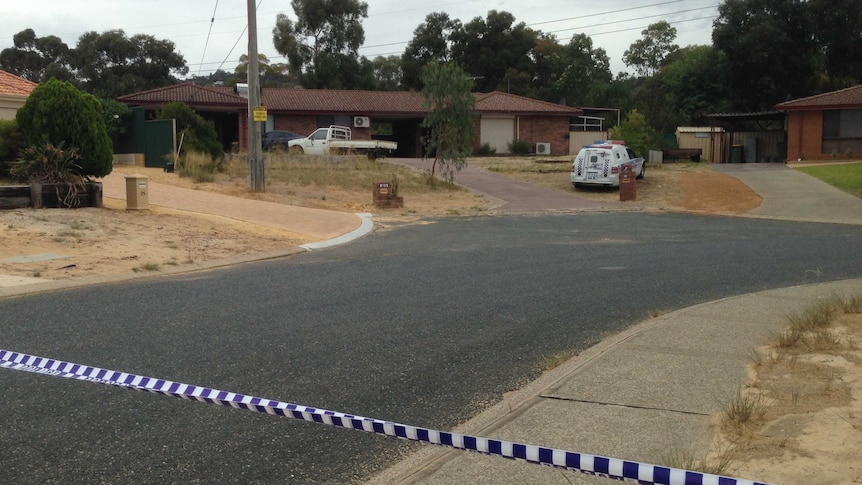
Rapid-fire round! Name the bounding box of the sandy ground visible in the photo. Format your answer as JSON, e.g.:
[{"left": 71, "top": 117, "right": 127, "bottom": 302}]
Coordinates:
[
  {"left": 7, "top": 157, "right": 858, "bottom": 483},
  {"left": 708, "top": 311, "right": 862, "bottom": 485}
]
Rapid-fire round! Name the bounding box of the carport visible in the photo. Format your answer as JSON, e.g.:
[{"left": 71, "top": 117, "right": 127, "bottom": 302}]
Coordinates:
[{"left": 707, "top": 111, "right": 787, "bottom": 163}]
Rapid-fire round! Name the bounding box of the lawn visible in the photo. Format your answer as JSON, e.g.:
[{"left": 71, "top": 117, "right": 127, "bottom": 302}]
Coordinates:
[{"left": 796, "top": 163, "right": 862, "bottom": 198}]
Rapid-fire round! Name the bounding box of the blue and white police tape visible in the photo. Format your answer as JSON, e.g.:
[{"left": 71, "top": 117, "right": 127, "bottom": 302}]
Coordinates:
[{"left": 0, "top": 349, "right": 771, "bottom": 485}]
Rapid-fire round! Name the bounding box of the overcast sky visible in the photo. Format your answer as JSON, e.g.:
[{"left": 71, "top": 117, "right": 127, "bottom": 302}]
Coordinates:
[{"left": 1, "top": 0, "right": 720, "bottom": 81}]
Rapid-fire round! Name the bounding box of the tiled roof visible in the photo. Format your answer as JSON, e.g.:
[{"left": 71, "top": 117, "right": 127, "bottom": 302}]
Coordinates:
[
  {"left": 117, "top": 82, "right": 246, "bottom": 106},
  {"left": 117, "top": 83, "right": 581, "bottom": 116},
  {"left": 775, "top": 84, "right": 862, "bottom": 110},
  {"left": 474, "top": 91, "right": 582, "bottom": 115},
  {"left": 262, "top": 88, "right": 425, "bottom": 114},
  {"left": 0, "top": 69, "right": 37, "bottom": 97}
]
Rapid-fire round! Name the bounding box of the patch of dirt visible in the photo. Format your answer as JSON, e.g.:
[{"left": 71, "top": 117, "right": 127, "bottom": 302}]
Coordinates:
[
  {"left": 706, "top": 311, "right": 862, "bottom": 484},
  {"left": 473, "top": 158, "right": 761, "bottom": 213},
  {"left": 0, "top": 200, "right": 307, "bottom": 281}
]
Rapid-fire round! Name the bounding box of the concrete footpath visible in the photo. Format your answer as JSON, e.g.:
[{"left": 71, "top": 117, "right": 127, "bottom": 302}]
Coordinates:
[
  {"left": 370, "top": 279, "right": 862, "bottom": 484},
  {"left": 100, "top": 171, "right": 368, "bottom": 242}
]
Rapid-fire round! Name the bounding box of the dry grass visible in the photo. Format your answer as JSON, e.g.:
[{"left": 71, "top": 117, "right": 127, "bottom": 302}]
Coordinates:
[
  {"left": 223, "top": 152, "right": 460, "bottom": 195},
  {"left": 661, "top": 444, "right": 735, "bottom": 476},
  {"left": 705, "top": 293, "right": 862, "bottom": 481},
  {"left": 722, "top": 391, "right": 770, "bottom": 427}
]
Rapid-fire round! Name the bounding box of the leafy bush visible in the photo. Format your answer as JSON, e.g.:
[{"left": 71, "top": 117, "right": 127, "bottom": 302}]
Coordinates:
[
  {"left": 609, "top": 109, "right": 655, "bottom": 157},
  {"left": 474, "top": 142, "right": 496, "bottom": 156},
  {"left": 0, "top": 119, "right": 25, "bottom": 176},
  {"left": 507, "top": 139, "right": 532, "bottom": 155},
  {"left": 15, "top": 79, "right": 113, "bottom": 178},
  {"left": 157, "top": 102, "right": 224, "bottom": 163}
]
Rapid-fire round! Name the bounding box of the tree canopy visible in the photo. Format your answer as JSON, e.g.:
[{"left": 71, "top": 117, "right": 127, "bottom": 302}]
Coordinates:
[
  {"left": 450, "top": 10, "right": 537, "bottom": 93},
  {"left": 623, "top": 21, "right": 679, "bottom": 78},
  {"left": 401, "top": 13, "right": 462, "bottom": 90},
  {"left": 0, "top": 29, "right": 73, "bottom": 83},
  {"left": 712, "top": 0, "right": 819, "bottom": 111},
  {"left": 272, "top": 0, "right": 372, "bottom": 89},
  {"left": 0, "top": 28, "right": 187, "bottom": 99},
  {"left": 73, "top": 30, "right": 188, "bottom": 99}
]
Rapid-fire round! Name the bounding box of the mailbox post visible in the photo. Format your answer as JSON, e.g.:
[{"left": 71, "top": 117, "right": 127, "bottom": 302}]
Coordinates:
[
  {"left": 373, "top": 177, "right": 403, "bottom": 209},
  {"left": 619, "top": 164, "right": 636, "bottom": 202},
  {"left": 125, "top": 174, "right": 149, "bottom": 210}
]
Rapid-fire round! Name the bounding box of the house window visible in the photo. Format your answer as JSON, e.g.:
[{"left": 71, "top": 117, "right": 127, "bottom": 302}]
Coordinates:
[{"left": 823, "top": 109, "right": 862, "bottom": 154}]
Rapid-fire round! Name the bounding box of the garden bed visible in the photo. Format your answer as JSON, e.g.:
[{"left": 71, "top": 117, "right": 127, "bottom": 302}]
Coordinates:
[{"left": 0, "top": 182, "right": 103, "bottom": 209}]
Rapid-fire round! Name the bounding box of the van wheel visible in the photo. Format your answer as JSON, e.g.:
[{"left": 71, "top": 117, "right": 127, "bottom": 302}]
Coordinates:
[
  {"left": 289, "top": 146, "right": 304, "bottom": 155},
  {"left": 637, "top": 164, "right": 646, "bottom": 179}
]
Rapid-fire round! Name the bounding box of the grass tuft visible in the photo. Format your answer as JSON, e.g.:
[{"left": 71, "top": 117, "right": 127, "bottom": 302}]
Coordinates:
[
  {"left": 722, "top": 392, "right": 769, "bottom": 426},
  {"left": 661, "top": 445, "right": 734, "bottom": 476}
]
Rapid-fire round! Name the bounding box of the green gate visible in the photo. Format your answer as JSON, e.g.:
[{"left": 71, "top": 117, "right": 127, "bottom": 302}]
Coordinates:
[{"left": 143, "top": 119, "right": 176, "bottom": 169}]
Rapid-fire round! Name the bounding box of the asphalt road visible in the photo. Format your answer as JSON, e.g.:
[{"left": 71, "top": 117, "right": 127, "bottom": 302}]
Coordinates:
[{"left": 2, "top": 212, "right": 862, "bottom": 483}]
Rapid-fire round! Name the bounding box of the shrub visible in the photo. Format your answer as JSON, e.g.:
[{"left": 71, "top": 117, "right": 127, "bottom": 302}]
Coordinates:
[
  {"left": 474, "top": 142, "right": 496, "bottom": 156},
  {"left": 15, "top": 78, "right": 113, "bottom": 178},
  {"left": 507, "top": 139, "right": 532, "bottom": 155},
  {"left": 157, "top": 102, "right": 224, "bottom": 163},
  {"left": 609, "top": 109, "right": 655, "bottom": 157},
  {"left": 9, "top": 142, "right": 84, "bottom": 185},
  {"left": 9, "top": 143, "right": 87, "bottom": 207},
  {"left": 0, "top": 119, "right": 25, "bottom": 176}
]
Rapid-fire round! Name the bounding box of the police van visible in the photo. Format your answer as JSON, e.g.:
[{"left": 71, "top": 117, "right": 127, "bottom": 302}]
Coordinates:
[{"left": 571, "top": 140, "right": 645, "bottom": 188}]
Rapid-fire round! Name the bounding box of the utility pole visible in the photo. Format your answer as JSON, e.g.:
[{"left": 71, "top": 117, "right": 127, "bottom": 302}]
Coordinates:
[{"left": 247, "top": 0, "right": 265, "bottom": 192}]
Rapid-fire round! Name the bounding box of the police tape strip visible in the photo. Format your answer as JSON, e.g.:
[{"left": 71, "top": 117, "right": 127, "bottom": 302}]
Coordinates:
[{"left": 0, "top": 349, "right": 771, "bottom": 485}]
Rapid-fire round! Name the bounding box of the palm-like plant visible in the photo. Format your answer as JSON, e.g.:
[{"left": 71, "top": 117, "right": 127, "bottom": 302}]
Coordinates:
[{"left": 10, "top": 142, "right": 87, "bottom": 207}]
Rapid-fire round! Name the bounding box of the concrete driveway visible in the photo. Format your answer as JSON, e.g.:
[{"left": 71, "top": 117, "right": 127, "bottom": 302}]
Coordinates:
[{"left": 713, "top": 163, "right": 862, "bottom": 225}]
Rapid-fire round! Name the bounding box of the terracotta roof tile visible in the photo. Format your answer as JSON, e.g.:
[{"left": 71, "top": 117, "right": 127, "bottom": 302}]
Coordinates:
[
  {"left": 262, "top": 88, "right": 426, "bottom": 114},
  {"left": 775, "top": 84, "right": 862, "bottom": 110},
  {"left": 117, "top": 82, "right": 246, "bottom": 107},
  {"left": 118, "top": 83, "right": 582, "bottom": 116},
  {"left": 0, "top": 69, "right": 37, "bottom": 97},
  {"left": 474, "top": 91, "right": 582, "bottom": 115},
  {"left": 262, "top": 89, "right": 580, "bottom": 115}
]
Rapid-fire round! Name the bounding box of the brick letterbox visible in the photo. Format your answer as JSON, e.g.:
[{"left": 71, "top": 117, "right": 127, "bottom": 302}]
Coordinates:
[
  {"left": 373, "top": 179, "right": 403, "bottom": 209},
  {"left": 619, "top": 164, "right": 636, "bottom": 202}
]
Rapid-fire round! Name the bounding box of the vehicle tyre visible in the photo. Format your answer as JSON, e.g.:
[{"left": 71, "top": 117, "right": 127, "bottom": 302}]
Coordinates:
[
  {"left": 637, "top": 163, "right": 646, "bottom": 179},
  {"left": 288, "top": 146, "right": 304, "bottom": 155}
]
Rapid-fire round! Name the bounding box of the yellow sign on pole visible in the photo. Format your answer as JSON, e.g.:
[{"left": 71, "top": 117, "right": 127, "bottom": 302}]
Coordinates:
[{"left": 253, "top": 106, "right": 267, "bottom": 122}]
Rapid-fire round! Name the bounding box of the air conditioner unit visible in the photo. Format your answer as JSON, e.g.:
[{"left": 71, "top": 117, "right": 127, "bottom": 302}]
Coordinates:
[
  {"left": 535, "top": 142, "right": 551, "bottom": 155},
  {"left": 354, "top": 116, "right": 370, "bottom": 128}
]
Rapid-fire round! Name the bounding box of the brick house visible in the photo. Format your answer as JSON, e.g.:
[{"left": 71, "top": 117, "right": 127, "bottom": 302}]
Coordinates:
[
  {"left": 775, "top": 84, "right": 862, "bottom": 161},
  {"left": 118, "top": 83, "right": 581, "bottom": 161},
  {"left": 0, "top": 69, "right": 37, "bottom": 120}
]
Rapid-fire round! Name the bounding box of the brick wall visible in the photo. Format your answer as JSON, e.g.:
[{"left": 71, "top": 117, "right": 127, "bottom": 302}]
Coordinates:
[
  {"left": 516, "top": 116, "right": 571, "bottom": 156},
  {"left": 786, "top": 110, "right": 824, "bottom": 161}
]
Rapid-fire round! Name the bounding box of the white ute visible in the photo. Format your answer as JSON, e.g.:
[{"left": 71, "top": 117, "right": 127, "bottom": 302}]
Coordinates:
[
  {"left": 287, "top": 125, "right": 397, "bottom": 159},
  {"left": 571, "top": 140, "right": 645, "bottom": 188}
]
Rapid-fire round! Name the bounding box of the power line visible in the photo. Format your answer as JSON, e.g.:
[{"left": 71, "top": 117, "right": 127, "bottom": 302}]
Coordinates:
[
  {"left": 528, "top": 0, "right": 687, "bottom": 26},
  {"left": 198, "top": 0, "right": 220, "bottom": 76}
]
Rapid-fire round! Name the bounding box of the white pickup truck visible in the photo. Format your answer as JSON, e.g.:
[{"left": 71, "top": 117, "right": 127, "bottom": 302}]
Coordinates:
[
  {"left": 571, "top": 140, "right": 645, "bottom": 188},
  {"left": 287, "top": 125, "right": 397, "bottom": 159}
]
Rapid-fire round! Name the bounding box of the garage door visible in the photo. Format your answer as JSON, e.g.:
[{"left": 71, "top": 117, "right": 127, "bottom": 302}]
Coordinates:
[{"left": 480, "top": 117, "right": 515, "bottom": 154}]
